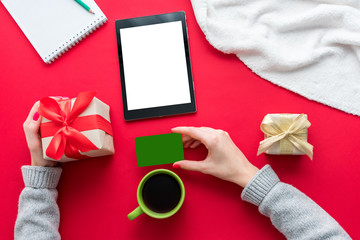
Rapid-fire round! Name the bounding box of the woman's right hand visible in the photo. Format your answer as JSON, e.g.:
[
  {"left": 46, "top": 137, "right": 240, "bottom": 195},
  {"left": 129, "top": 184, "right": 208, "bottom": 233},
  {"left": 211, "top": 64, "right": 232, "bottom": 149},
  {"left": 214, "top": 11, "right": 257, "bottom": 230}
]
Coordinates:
[{"left": 172, "top": 127, "right": 259, "bottom": 188}]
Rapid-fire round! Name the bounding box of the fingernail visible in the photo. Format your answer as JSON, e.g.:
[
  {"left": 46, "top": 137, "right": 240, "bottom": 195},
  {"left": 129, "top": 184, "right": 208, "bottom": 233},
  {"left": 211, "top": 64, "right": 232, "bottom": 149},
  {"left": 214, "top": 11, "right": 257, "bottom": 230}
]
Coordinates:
[
  {"left": 173, "top": 164, "right": 181, "bottom": 169},
  {"left": 33, "top": 112, "right": 40, "bottom": 121}
]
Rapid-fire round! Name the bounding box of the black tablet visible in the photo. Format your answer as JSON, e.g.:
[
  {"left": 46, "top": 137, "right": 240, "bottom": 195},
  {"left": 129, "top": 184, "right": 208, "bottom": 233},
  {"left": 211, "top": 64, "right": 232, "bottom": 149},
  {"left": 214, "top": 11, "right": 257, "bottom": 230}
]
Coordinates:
[{"left": 115, "top": 12, "right": 196, "bottom": 121}]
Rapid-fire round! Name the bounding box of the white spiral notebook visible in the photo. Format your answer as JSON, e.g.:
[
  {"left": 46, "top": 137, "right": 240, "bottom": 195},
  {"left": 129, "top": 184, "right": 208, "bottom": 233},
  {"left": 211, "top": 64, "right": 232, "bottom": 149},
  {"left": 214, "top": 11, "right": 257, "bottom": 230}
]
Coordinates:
[{"left": 1, "top": 0, "right": 107, "bottom": 64}]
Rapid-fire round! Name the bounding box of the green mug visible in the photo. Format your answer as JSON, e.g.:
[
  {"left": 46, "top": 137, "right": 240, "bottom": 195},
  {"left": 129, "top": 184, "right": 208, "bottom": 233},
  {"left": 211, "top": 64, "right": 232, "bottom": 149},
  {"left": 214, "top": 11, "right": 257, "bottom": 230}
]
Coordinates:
[{"left": 128, "top": 169, "right": 185, "bottom": 220}]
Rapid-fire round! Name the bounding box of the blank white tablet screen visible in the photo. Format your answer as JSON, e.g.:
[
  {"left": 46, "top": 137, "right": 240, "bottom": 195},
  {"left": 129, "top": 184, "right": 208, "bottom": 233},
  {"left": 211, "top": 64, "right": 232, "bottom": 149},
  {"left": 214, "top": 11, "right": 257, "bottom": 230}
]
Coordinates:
[{"left": 120, "top": 21, "right": 191, "bottom": 111}]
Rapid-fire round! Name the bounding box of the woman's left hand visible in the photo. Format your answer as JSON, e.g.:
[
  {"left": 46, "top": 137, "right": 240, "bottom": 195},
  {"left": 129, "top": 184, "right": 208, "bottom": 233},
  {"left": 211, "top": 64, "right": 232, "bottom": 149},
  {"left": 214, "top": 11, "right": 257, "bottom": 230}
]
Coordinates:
[{"left": 23, "top": 101, "right": 57, "bottom": 167}]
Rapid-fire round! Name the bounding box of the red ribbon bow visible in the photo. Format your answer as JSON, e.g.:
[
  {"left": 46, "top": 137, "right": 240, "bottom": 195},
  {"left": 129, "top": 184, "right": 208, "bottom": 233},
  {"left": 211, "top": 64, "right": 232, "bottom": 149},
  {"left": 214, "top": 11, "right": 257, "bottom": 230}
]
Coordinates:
[{"left": 39, "top": 92, "right": 113, "bottom": 160}]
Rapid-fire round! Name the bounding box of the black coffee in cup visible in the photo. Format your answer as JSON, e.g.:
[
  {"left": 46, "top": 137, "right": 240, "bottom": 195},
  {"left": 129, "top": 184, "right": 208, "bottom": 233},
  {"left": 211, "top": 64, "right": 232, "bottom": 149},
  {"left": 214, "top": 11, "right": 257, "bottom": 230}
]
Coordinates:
[{"left": 142, "top": 173, "right": 181, "bottom": 213}]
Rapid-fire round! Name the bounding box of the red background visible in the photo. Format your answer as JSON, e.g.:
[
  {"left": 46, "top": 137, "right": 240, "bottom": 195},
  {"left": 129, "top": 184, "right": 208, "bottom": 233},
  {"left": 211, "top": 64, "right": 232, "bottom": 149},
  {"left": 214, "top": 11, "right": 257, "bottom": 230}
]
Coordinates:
[{"left": 1, "top": 0, "right": 359, "bottom": 239}]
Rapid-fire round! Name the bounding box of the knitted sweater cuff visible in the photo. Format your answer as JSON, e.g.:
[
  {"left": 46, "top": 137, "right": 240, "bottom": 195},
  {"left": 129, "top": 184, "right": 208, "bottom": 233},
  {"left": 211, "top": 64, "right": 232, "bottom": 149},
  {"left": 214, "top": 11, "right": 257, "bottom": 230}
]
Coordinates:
[
  {"left": 21, "top": 166, "right": 62, "bottom": 189},
  {"left": 241, "top": 165, "right": 280, "bottom": 206}
]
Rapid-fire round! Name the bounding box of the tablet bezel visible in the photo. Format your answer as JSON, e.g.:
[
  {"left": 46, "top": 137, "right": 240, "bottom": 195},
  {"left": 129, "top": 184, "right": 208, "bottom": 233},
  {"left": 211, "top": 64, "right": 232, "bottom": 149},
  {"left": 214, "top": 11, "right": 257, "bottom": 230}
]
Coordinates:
[{"left": 115, "top": 12, "right": 196, "bottom": 121}]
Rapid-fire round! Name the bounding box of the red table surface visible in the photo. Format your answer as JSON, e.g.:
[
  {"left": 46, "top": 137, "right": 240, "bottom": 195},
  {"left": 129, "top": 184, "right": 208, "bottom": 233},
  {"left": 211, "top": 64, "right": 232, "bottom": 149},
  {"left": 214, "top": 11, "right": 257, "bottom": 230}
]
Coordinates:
[{"left": 1, "top": 0, "right": 359, "bottom": 239}]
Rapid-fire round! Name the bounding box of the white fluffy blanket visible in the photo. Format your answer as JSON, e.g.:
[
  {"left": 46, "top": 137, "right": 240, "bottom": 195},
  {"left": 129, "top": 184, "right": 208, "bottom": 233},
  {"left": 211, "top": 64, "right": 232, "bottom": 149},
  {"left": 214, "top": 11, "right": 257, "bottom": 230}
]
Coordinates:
[{"left": 191, "top": 0, "right": 360, "bottom": 116}]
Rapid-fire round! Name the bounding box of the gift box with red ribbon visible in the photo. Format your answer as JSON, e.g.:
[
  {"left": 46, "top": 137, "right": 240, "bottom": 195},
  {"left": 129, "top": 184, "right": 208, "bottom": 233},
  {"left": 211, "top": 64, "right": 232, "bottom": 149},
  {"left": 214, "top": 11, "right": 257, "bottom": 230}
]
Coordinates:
[{"left": 38, "top": 92, "right": 114, "bottom": 162}]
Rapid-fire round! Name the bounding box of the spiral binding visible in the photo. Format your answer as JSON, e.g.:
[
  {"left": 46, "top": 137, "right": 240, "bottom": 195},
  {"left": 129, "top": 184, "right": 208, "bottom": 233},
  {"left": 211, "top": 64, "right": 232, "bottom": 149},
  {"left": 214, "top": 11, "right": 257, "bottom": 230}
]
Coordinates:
[{"left": 44, "top": 15, "right": 107, "bottom": 64}]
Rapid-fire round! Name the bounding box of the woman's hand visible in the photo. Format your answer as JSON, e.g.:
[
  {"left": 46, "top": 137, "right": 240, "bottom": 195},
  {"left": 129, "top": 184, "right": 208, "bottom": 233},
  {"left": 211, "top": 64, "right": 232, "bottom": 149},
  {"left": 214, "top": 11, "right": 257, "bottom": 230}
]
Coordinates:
[
  {"left": 172, "top": 127, "right": 258, "bottom": 188},
  {"left": 23, "top": 101, "right": 57, "bottom": 167}
]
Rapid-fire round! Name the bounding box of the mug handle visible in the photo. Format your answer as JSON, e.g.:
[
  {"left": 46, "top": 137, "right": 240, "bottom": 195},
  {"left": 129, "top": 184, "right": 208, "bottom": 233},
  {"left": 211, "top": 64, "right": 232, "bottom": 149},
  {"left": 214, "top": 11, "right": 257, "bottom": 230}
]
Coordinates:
[{"left": 128, "top": 206, "right": 143, "bottom": 220}]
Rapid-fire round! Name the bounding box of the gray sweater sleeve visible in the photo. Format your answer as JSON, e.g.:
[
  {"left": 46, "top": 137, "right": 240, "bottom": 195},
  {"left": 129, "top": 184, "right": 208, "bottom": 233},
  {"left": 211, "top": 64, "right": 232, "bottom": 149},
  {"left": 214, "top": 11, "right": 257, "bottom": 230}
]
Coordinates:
[
  {"left": 15, "top": 166, "right": 62, "bottom": 240},
  {"left": 241, "top": 165, "right": 351, "bottom": 240}
]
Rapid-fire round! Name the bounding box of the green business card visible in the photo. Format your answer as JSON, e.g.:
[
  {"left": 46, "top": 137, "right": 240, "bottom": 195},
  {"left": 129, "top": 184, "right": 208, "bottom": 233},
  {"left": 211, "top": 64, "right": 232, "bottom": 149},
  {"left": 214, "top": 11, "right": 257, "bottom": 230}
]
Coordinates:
[{"left": 135, "top": 133, "right": 184, "bottom": 167}]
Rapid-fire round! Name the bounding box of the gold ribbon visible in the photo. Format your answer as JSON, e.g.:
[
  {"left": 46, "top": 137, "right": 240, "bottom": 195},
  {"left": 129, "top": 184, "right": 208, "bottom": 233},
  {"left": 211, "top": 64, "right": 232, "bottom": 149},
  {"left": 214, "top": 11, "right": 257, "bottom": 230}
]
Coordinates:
[{"left": 257, "top": 114, "right": 314, "bottom": 159}]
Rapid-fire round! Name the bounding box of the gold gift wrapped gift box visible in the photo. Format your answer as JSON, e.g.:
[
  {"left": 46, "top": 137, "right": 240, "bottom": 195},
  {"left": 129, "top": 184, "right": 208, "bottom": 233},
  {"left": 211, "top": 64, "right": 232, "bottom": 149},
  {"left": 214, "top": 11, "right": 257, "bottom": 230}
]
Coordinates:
[{"left": 257, "top": 114, "right": 313, "bottom": 159}]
